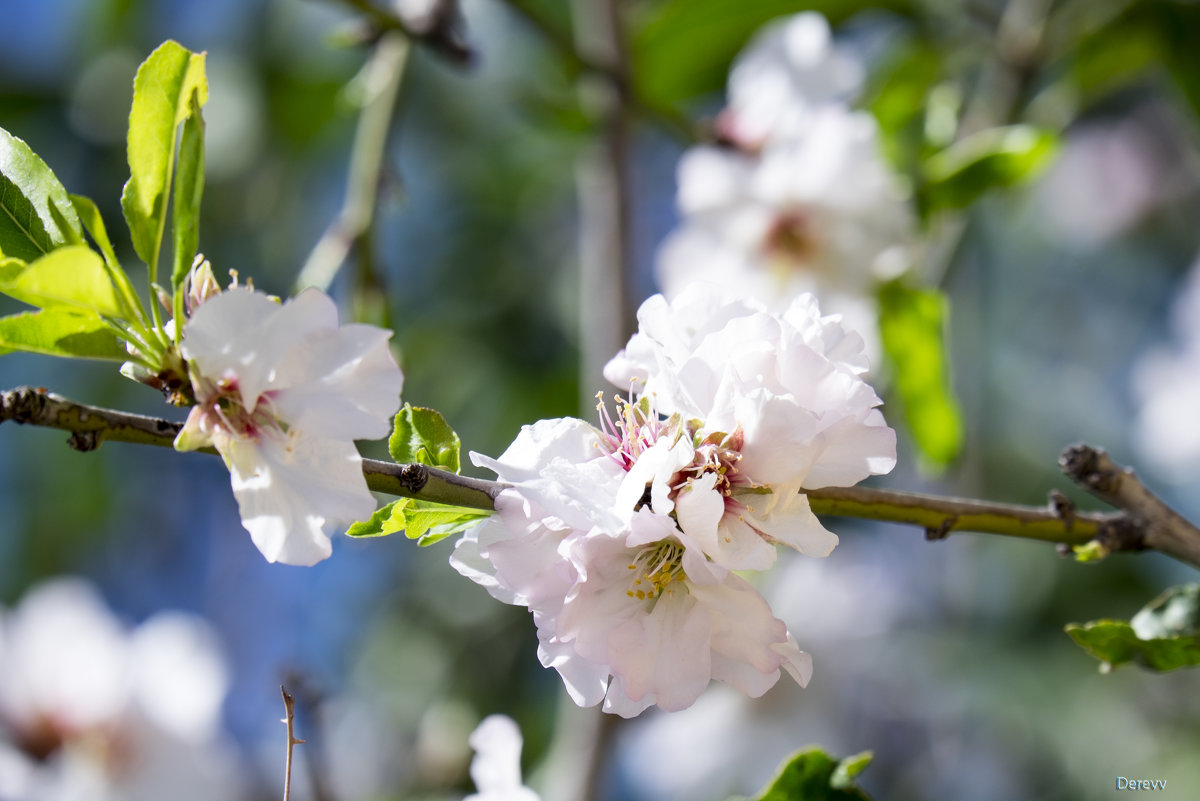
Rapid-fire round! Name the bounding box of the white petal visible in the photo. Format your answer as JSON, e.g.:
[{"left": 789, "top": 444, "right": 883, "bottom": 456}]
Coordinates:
[
  {"left": 227, "top": 433, "right": 375, "bottom": 565},
  {"left": 606, "top": 589, "right": 711, "bottom": 712}
]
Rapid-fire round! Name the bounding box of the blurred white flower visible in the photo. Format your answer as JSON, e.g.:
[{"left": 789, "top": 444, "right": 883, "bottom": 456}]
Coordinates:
[
  {"left": 465, "top": 715, "right": 539, "bottom": 801},
  {"left": 1135, "top": 258, "right": 1200, "bottom": 480},
  {"left": 657, "top": 109, "right": 913, "bottom": 342},
  {"left": 0, "top": 578, "right": 245, "bottom": 801},
  {"left": 177, "top": 286, "right": 404, "bottom": 565},
  {"left": 720, "top": 11, "right": 864, "bottom": 149}
]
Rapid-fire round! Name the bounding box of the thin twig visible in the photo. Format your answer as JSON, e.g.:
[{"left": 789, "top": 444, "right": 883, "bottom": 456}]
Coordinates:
[
  {"left": 280, "top": 685, "right": 307, "bottom": 801},
  {"left": 4, "top": 386, "right": 1188, "bottom": 567}
]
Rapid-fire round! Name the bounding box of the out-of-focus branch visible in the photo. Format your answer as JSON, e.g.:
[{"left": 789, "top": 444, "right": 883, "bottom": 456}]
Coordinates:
[
  {"left": 569, "top": 0, "right": 634, "bottom": 418},
  {"left": 296, "top": 31, "right": 410, "bottom": 293},
  {"left": 330, "top": 0, "right": 472, "bottom": 65},
  {"left": 497, "top": 0, "right": 698, "bottom": 143},
  {"left": 5, "top": 387, "right": 1197, "bottom": 568}
]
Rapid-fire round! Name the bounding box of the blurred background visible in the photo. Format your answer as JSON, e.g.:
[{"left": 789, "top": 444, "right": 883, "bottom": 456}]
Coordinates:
[{"left": 2, "top": 0, "right": 1200, "bottom": 799}]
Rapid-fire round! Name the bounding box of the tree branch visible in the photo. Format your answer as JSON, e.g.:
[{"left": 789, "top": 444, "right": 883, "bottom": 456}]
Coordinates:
[
  {"left": 497, "top": 0, "right": 699, "bottom": 143},
  {"left": 5, "top": 386, "right": 1194, "bottom": 568},
  {"left": 296, "top": 30, "right": 410, "bottom": 293},
  {"left": 1060, "top": 444, "right": 1200, "bottom": 568}
]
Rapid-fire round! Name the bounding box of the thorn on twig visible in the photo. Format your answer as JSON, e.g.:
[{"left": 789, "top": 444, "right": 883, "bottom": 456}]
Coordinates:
[
  {"left": 925, "top": 517, "right": 956, "bottom": 541},
  {"left": 67, "top": 430, "right": 100, "bottom": 452}
]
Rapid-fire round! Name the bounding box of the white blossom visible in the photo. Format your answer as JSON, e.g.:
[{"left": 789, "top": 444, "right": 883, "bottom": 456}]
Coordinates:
[
  {"left": 176, "top": 286, "right": 404, "bottom": 566},
  {"left": 720, "top": 11, "right": 864, "bottom": 148},
  {"left": 465, "top": 715, "right": 539, "bottom": 801},
  {"left": 1134, "top": 257, "right": 1200, "bottom": 480},
  {"left": 451, "top": 418, "right": 813, "bottom": 718},
  {"left": 657, "top": 108, "right": 913, "bottom": 335},
  {"left": 605, "top": 286, "right": 896, "bottom": 497}
]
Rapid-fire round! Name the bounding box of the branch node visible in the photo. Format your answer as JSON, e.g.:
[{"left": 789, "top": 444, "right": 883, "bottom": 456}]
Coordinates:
[
  {"left": 67, "top": 430, "right": 101, "bottom": 452},
  {"left": 399, "top": 463, "right": 429, "bottom": 493},
  {"left": 924, "top": 517, "right": 956, "bottom": 541},
  {"left": 1049, "top": 489, "right": 1075, "bottom": 528}
]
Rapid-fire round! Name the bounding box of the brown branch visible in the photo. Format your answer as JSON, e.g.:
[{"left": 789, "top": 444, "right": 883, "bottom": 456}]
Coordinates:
[
  {"left": 280, "top": 686, "right": 307, "bottom": 801},
  {"left": 1060, "top": 444, "right": 1200, "bottom": 567},
  {"left": 4, "top": 386, "right": 1197, "bottom": 569}
]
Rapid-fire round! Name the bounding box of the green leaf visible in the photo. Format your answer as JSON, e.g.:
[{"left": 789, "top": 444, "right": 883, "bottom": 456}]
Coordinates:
[
  {"left": 171, "top": 92, "right": 205, "bottom": 289},
  {"left": 1066, "top": 584, "right": 1200, "bottom": 673},
  {"left": 70, "top": 194, "right": 121, "bottom": 271},
  {"left": 402, "top": 501, "right": 489, "bottom": 546},
  {"left": 741, "top": 747, "right": 874, "bottom": 801},
  {"left": 0, "top": 126, "right": 84, "bottom": 262},
  {"left": 0, "top": 247, "right": 121, "bottom": 317},
  {"left": 346, "top": 498, "right": 412, "bottom": 538},
  {"left": 878, "top": 282, "right": 963, "bottom": 468},
  {"left": 345, "top": 498, "right": 487, "bottom": 546},
  {"left": 0, "top": 308, "right": 127, "bottom": 360},
  {"left": 388, "top": 404, "right": 463, "bottom": 473},
  {"left": 922, "top": 125, "right": 1058, "bottom": 210},
  {"left": 121, "top": 41, "right": 207, "bottom": 271},
  {"left": 830, "top": 751, "right": 874, "bottom": 791}
]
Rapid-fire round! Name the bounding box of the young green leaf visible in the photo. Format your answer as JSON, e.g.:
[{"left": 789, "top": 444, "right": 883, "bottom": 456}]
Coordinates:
[
  {"left": 171, "top": 92, "right": 205, "bottom": 289},
  {"left": 70, "top": 195, "right": 121, "bottom": 272},
  {"left": 922, "top": 125, "right": 1058, "bottom": 210},
  {"left": 0, "top": 246, "right": 122, "bottom": 317},
  {"left": 737, "top": 747, "right": 874, "bottom": 801},
  {"left": 1066, "top": 584, "right": 1200, "bottom": 673},
  {"left": 389, "top": 404, "right": 463, "bottom": 473},
  {"left": 0, "top": 126, "right": 84, "bottom": 262},
  {"left": 346, "top": 498, "right": 412, "bottom": 538},
  {"left": 121, "top": 40, "right": 208, "bottom": 274},
  {"left": 0, "top": 308, "right": 127, "bottom": 361},
  {"left": 878, "top": 282, "right": 963, "bottom": 469},
  {"left": 402, "top": 501, "right": 489, "bottom": 546}
]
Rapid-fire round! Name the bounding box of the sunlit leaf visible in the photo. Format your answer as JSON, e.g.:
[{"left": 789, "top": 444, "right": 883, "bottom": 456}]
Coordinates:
[
  {"left": 171, "top": 92, "right": 205, "bottom": 289},
  {"left": 878, "top": 282, "right": 963, "bottom": 468},
  {"left": 0, "top": 246, "right": 121, "bottom": 317},
  {"left": 346, "top": 498, "right": 411, "bottom": 538},
  {"left": 922, "top": 125, "right": 1058, "bottom": 210},
  {"left": 389, "top": 404, "right": 463, "bottom": 473},
  {"left": 121, "top": 40, "right": 207, "bottom": 270},
  {"left": 0, "top": 308, "right": 126, "bottom": 360},
  {"left": 0, "top": 127, "right": 83, "bottom": 262},
  {"left": 1067, "top": 584, "right": 1200, "bottom": 673},
  {"left": 345, "top": 497, "right": 487, "bottom": 546}
]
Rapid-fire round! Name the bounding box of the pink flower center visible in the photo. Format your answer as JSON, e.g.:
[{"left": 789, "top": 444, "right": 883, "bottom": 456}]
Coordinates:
[
  {"left": 763, "top": 208, "right": 823, "bottom": 267},
  {"left": 195, "top": 375, "right": 285, "bottom": 442},
  {"left": 595, "top": 392, "right": 662, "bottom": 472}
]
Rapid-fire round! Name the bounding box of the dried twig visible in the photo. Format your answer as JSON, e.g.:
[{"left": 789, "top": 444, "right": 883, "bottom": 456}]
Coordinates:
[{"left": 280, "top": 686, "right": 307, "bottom": 801}]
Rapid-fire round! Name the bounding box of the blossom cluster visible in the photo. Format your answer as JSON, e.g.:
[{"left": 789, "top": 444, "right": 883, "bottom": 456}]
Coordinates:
[
  {"left": 657, "top": 13, "right": 913, "bottom": 353},
  {"left": 452, "top": 287, "right": 896, "bottom": 716}
]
